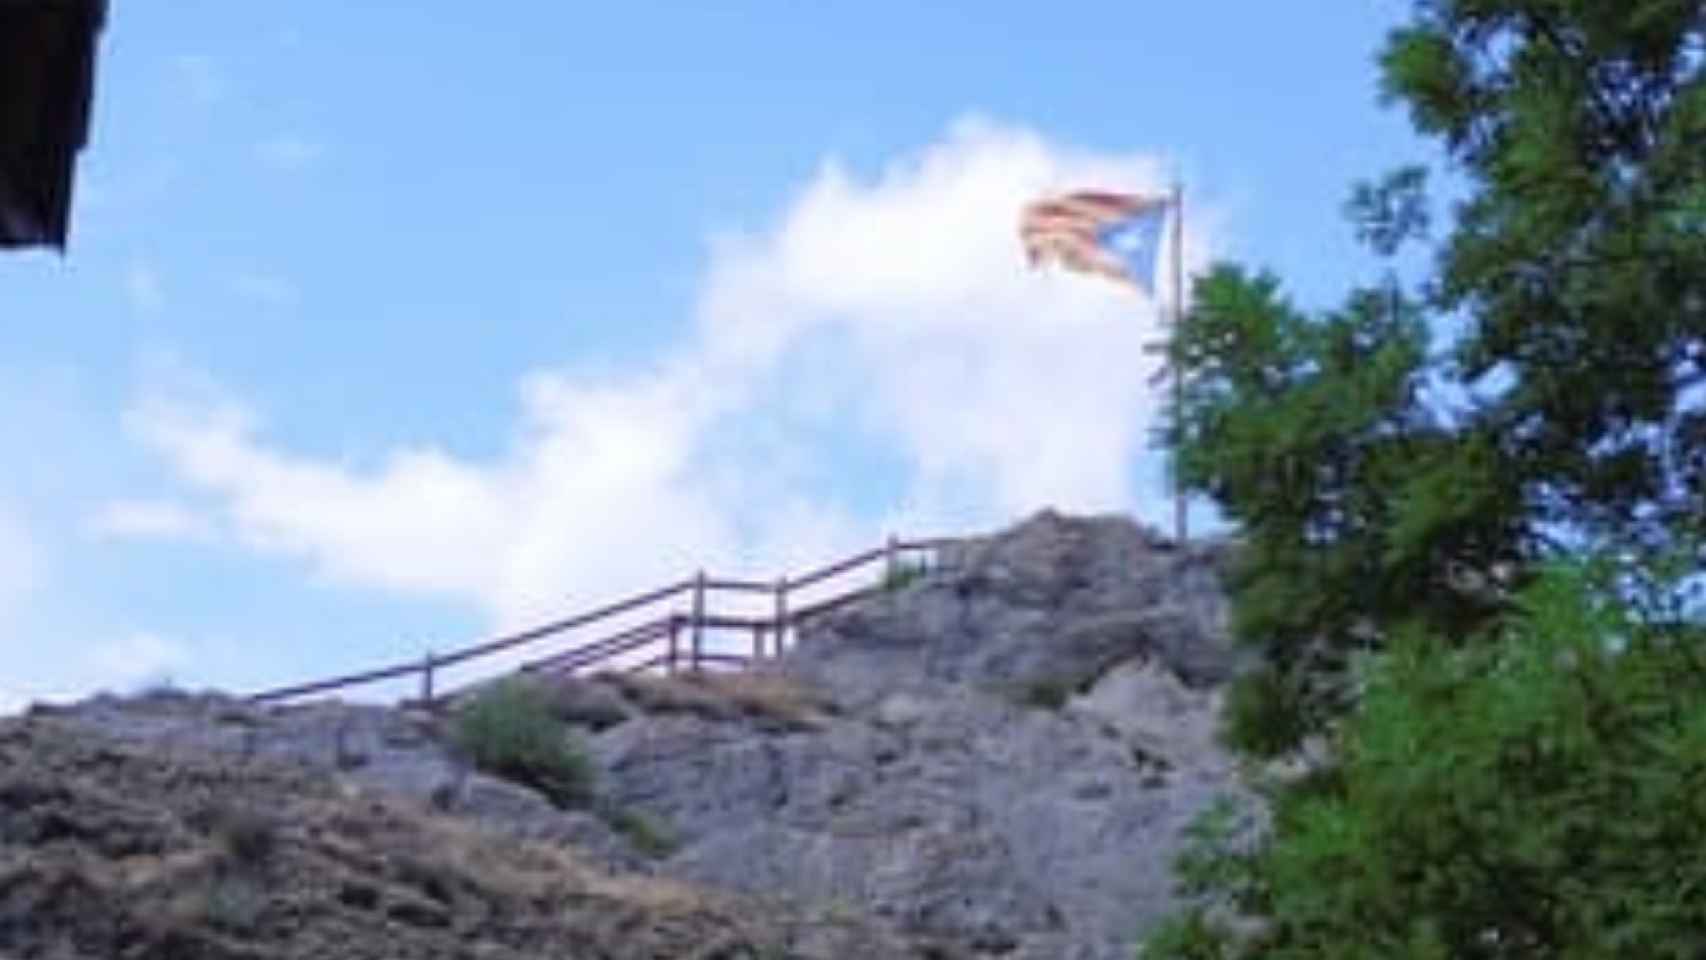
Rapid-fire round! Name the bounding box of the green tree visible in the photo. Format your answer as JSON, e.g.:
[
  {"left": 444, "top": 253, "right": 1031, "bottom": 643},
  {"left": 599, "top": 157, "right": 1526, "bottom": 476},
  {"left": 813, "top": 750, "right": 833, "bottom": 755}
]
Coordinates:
[
  {"left": 1170, "top": 259, "right": 1531, "bottom": 748},
  {"left": 1143, "top": 555, "right": 1706, "bottom": 959},
  {"left": 1142, "top": 3, "right": 1706, "bottom": 955},
  {"left": 1387, "top": 0, "right": 1706, "bottom": 554},
  {"left": 1165, "top": 0, "right": 1706, "bottom": 755}
]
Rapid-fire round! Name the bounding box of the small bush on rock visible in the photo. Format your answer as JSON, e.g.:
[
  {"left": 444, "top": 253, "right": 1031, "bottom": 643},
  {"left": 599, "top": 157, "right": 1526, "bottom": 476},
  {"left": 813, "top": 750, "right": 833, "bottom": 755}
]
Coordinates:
[
  {"left": 453, "top": 678, "right": 595, "bottom": 809},
  {"left": 1018, "top": 677, "right": 1073, "bottom": 711},
  {"left": 605, "top": 806, "right": 680, "bottom": 859},
  {"left": 996, "top": 670, "right": 1099, "bottom": 712},
  {"left": 881, "top": 560, "right": 928, "bottom": 592}
]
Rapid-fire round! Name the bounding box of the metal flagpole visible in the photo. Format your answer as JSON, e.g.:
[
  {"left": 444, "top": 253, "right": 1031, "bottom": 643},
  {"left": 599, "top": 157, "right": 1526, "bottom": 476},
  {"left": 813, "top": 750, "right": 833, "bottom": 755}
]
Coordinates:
[{"left": 1170, "top": 181, "right": 1187, "bottom": 545}]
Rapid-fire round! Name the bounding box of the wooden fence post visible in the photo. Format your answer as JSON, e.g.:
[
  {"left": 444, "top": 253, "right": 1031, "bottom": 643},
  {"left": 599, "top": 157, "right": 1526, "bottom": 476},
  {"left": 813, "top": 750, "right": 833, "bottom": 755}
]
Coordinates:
[
  {"left": 774, "top": 575, "right": 789, "bottom": 654},
  {"left": 420, "top": 650, "right": 435, "bottom": 704},
  {"left": 691, "top": 570, "right": 706, "bottom": 672},
  {"left": 885, "top": 533, "right": 899, "bottom": 583},
  {"left": 667, "top": 617, "right": 680, "bottom": 676}
]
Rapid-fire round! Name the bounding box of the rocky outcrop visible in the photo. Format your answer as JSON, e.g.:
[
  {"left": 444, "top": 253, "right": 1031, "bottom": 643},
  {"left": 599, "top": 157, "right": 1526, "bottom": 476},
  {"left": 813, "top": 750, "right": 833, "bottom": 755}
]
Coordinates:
[
  {"left": 792, "top": 508, "right": 1241, "bottom": 697},
  {"left": 37, "top": 690, "right": 651, "bottom": 872},
  {"left": 0, "top": 707, "right": 941, "bottom": 960},
  {"left": 26, "top": 509, "right": 1251, "bottom": 960},
  {"left": 586, "top": 510, "right": 1248, "bottom": 960}
]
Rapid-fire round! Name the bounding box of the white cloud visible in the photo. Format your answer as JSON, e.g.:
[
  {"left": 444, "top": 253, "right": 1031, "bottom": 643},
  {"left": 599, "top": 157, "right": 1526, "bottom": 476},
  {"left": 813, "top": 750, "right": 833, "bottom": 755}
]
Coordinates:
[
  {"left": 255, "top": 135, "right": 326, "bottom": 172},
  {"left": 86, "top": 499, "right": 215, "bottom": 542},
  {"left": 125, "top": 260, "right": 164, "bottom": 314},
  {"left": 0, "top": 631, "right": 187, "bottom": 711},
  {"left": 126, "top": 118, "right": 1219, "bottom": 640},
  {"left": 129, "top": 363, "right": 742, "bottom": 629}
]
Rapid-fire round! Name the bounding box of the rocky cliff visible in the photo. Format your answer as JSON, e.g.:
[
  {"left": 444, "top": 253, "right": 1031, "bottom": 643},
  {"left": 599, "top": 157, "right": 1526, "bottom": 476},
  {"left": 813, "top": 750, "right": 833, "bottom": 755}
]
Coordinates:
[{"left": 4, "top": 510, "right": 1252, "bottom": 960}]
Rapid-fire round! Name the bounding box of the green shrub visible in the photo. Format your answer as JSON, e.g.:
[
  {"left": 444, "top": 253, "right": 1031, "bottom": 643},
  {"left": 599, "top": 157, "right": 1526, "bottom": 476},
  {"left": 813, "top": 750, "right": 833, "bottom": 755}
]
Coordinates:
[
  {"left": 1216, "top": 667, "right": 1308, "bottom": 759},
  {"left": 453, "top": 678, "right": 595, "bottom": 809},
  {"left": 1142, "top": 558, "right": 1706, "bottom": 958},
  {"left": 1018, "top": 676, "right": 1073, "bottom": 711},
  {"left": 995, "top": 670, "right": 1100, "bottom": 712},
  {"left": 881, "top": 560, "right": 927, "bottom": 592},
  {"left": 1139, "top": 909, "right": 1238, "bottom": 960},
  {"left": 605, "top": 806, "right": 679, "bottom": 858}
]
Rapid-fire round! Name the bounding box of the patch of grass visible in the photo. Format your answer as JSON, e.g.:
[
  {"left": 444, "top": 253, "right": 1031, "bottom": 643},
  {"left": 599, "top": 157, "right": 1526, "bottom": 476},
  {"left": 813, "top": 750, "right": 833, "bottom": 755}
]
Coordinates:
[
  {"left": 992, "top": 668, "right": 1104, "bottom": 713},
  {"left": 880, "top": 559, "right": 928, "bottom": 592},
  {"left": 453, "top": 678, "right": 596, "bottom": 809},
  {"left": 685, "top": 671, "right": 831, "bottom": 727},
  {"left": 607, "top": 674, "right": 730, "bottom": 719},
  {"left": 605, "top": 806, "right": 680, "bottom": 859},
  {"left": 611, "top": 671, "right": 830, "bottom": 730},
  {"left": 1018, "top": 677, "right": 1074, "bottom": 711}
]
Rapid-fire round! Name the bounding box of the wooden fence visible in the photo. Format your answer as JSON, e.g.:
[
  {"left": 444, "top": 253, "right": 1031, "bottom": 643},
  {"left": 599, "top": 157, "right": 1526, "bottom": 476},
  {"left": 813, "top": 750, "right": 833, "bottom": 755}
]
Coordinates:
[{"left": 248, "top": 535, "right": 962, "bottom": 706}]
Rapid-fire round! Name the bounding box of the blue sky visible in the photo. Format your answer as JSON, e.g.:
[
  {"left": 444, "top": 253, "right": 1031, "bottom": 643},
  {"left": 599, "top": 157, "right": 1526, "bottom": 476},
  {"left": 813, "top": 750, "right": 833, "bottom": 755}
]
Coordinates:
[{"left": 0, "top": 1, "right": 1441, "bottom": 709}]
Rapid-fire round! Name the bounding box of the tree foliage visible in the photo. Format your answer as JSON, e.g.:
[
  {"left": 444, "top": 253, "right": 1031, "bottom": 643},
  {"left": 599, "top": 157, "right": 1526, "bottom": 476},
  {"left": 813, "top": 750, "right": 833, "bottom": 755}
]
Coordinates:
[
  {"left": 1142, "top": 2, "right": 1706, "bottom": 956},
  {"left": 1170, "top": 261, "right": 1532, "bottom": 748},
  {"left": 1143, "top": 557, "right": 1706, "bottom": 959},
  {"left": 1164, "top": 0, "right": 1706, "bottom": 755},
  {"left": 1387, "top": 0, "right": 1706, "bottom": 553}
]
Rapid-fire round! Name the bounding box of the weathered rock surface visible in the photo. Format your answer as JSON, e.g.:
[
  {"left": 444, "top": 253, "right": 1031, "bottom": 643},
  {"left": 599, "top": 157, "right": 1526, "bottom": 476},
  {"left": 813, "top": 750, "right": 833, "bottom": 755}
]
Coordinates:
[
  {"left": 793, "top": 509, "right": 1242, "bottom": 699},
  {"left": 40, "top": 690, "right": 650, "bottom": 872},
  {"left": 0, "top": 709, "right": 944, "bottom": 960},
  {"left": 585, "top": 510, "right": 1249, "bottom": 960},
  {"left": 26, "top": 509, "right": 1251, "bottom": 960}
]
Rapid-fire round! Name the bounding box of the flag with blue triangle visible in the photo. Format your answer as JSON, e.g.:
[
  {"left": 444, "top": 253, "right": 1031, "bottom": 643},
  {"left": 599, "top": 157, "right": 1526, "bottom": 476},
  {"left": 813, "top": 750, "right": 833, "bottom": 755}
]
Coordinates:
[{"left": 1019, "top": 191, "right": 1170, "bottom": 295}]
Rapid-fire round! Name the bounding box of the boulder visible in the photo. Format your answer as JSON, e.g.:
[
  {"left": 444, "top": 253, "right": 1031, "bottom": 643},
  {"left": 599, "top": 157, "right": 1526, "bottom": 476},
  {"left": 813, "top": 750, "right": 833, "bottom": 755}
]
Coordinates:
[{"left": 787, "top": 509, "right": 1242, "bottom": 701}]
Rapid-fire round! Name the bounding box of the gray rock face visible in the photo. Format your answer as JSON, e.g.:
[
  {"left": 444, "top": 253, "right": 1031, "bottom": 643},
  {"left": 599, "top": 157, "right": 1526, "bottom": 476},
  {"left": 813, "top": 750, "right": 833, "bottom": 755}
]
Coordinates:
[
  {"left": 580, "top": 510, "right": 1252, "bottom": 960},
  {"left": 598, "top": 685, "right": 1220, "bottom": 959},
  {"left": 40, "top": 689, "right": 647, "bottom": 871},
  {"left": 788, "top": 509, "right": 1243, "bottom": 705},
  {"left": 43, "top": 510, "right": 1251, "bottom": 960}
]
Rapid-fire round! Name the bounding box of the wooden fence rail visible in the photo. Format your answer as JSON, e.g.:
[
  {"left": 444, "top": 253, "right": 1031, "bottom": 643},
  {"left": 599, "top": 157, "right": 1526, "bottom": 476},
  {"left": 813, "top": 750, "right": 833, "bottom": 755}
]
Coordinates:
[{"left": 249, "top": 534, "right": 961, "bottom": 705}]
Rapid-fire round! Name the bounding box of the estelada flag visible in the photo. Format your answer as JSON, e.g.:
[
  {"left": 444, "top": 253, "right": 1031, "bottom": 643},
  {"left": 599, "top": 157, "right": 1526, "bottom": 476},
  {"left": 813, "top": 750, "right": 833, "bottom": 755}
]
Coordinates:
[{"left": 1019, "top": 191, "right": 1169, "bottom": 295}]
